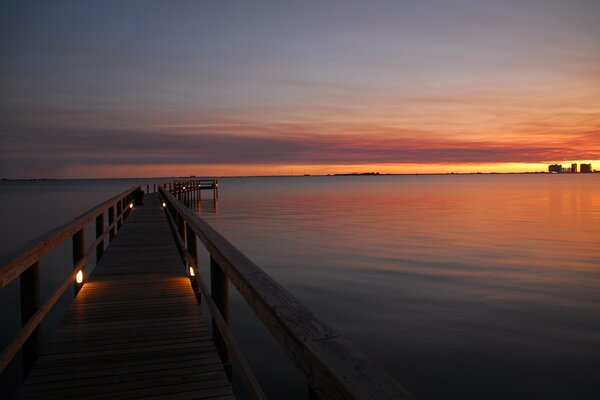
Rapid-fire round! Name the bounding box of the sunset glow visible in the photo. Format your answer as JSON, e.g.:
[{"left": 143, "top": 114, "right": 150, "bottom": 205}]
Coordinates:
[{"left": 1, "top": 1, "right": 599, "bottom": 178}]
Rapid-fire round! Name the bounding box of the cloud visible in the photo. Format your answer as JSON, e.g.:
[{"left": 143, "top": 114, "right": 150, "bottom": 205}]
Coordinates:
[{"left": 2, "top": 126, "right": 599, "bottom": 177}]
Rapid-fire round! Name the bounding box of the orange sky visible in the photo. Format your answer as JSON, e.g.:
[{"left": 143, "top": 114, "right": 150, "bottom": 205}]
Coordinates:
[{"left": 1, "top": 1, "right": 599, "bottom": 178}]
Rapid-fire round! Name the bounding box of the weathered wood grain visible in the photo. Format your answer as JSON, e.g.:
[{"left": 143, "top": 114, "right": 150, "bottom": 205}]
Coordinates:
[
  {"left": 0, "top": 186, "right": 138, "bottom": 289},
  {"left": 16, "top": 194, "right": 233, "bottom": 399},
  {"left": 161, "top": 187, "right": 414, "bottom": 400}
]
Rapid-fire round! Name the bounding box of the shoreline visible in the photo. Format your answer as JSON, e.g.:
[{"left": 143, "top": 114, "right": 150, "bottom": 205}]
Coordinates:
[{"left": 2, "top": 170, "right": 599, "bottom": 181}]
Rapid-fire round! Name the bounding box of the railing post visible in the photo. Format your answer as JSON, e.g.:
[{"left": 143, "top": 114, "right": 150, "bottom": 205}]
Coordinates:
[
  {"left": 211, "top": 256, "right": 231, "bottom": 380},
  {"left": 186, "top": 225, "right": 200, "bottom": 303},
  {"left": 124, "top": 197, "right": 131, "bottom": 218},
  {"left": 108, "top": 205, "right": 115, "bottom": 241},
  {"left": 73, "top": 229, "right": 84, "bottom": 296},
  {"left": 308, "top": 386, "right": 322, "bottom": 400},
  {"left": 95, "top": 213, "right": 104, "bottom": 261},
  {"left": 116, "top": 200, "right": 122, "bottom": 230},
  {"left": 19, "top": 261, "right": 40, "bottom": 376},
  {"left": 177, "top": 212, "right": 186, "bottom": 245}
]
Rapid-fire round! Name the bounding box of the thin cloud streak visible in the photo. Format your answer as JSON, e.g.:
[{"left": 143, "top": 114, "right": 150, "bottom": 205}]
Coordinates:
[{"left": 2, "top": 128, "right": 598, "bottom": 176}]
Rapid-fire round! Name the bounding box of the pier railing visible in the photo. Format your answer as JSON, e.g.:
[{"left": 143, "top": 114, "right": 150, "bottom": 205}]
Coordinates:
[
  {"left": 0, "top": 185, "right": 140, "bottom": 376},
  {"left": 159, "top": 186, "right": 413, "bottom": 400},
  {"left": 142, "top": 179, "right": 218, "bottom": 198}
]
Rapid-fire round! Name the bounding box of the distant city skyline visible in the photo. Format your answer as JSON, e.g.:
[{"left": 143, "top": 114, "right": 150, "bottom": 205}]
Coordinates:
[
  {"left": 1, "top": 1, "right": 599, "bottom": 178},
  {"left": 548, "top": 163, "right": 594, "bottom": 173}
]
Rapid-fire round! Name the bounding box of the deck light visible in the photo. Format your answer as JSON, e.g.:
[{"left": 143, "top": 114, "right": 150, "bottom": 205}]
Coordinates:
[
  {"left": 183, "top": 186, "right": 186, "bottom": 190},
  {"left": 162, "top": 202, "right": 166, "bottom": 208},
  {"left": 189, "top": 266, "right": 195, "bottom": 277},
  {"left": 129, "top": 203, "right": 133, "bottom": 209},
  {"left": 76, "top": 270, "right": 84, "bottom": 284}
]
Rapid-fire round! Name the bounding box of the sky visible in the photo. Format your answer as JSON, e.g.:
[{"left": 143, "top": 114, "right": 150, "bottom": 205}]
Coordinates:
[{"left": 1, "top": 0, "right": 599, "bottom": 178}]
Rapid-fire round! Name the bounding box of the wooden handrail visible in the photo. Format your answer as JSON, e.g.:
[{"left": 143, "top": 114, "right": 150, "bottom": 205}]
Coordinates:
[
  {"left": 142, "top": 179, "right": 218, "bottom": 195},
  {"left": 0, "top": 186, "right": 140, "bottom": 288},
  {"left": 159, "top": 187, "right": 414, "bottom": 400},
  {"left": 163, "top": 203, "right": 267, "bottom": 400},
  {"left": 0, "top": 185, "right": 140, "bottom": 376},
  {"left": 0, "top": 267, "right": 81, "bottom": 373}
]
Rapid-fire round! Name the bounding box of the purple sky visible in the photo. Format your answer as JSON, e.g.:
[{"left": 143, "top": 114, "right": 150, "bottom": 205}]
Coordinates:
[{"left": 1, "top": 1, "right": 599, "bottom": 177}]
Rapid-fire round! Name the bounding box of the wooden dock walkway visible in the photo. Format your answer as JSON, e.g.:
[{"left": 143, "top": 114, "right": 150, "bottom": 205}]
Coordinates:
[
  {"left": 15, "top": 194, "right": 234, "bottom": 399},
  {"left": 1, "top": 180, "right": 413, "bottom": 400}
]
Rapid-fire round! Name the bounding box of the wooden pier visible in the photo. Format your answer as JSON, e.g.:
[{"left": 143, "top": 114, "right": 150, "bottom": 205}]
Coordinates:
[
  {"left": 15, "top": 193, "right": 233, "bottom": 399},
  {"left": 0, "top": 180, "right": 413, "bottom": 400}
]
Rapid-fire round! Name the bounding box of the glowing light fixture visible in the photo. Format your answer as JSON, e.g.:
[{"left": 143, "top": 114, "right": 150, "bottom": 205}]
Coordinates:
[
  {"left": 189, "top": 266, "right": 195, "bottom": 277},
  {"left": 76, "top": 270, "right": 83, "bottom": 284},
  {"left": 162, "top": 202, "right": 166, "bottom": 208},
  {"left": 129, "top": 203, "right": 133, "bottom": 209},
  {"left": 183, "top": 186, "right": 186, "bottom": 190}
]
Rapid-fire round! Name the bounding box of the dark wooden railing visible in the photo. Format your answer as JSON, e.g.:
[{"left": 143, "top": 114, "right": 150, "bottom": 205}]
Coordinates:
[
  {"left": 1, "top": 179, "right": 413, "bottom": 399},
  {"left": 159, "top": 186, "right": 414, "bottom": 400},
  {"left": 142, "top": 179, "right": 218, "bottom": 199},
  {"left": 0, "top": 185, "right": 140, "bottom": 376}
]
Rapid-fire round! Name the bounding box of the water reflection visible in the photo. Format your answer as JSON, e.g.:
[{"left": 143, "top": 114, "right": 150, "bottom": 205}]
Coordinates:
[
  {"left": 1, "top": 176, "right": 598, "bottom": 399},
  {"left": 195, "top": 174, "right": 600, "bottom": 400},
  {"left": 185, "top": 196, "right": 219, "bottom": 216}
]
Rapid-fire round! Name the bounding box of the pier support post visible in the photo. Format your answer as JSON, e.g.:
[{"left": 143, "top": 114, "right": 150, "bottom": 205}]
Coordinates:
[
  {"left": 108, "top": 206, "right": 115, "bottom": 242},
  {"left": 73, "top": 229, "right": 85, "bottom": 296},
  {"left": 211, "top": 256, "right": 231, "bottom": 380},
  {"left": 95, "top": 213, "right": 104, "bottom": 261},
  {"left": 186, "top": 225, "right": 201, "bottom": 303},
  {"left": 116, "top": 201, "right": 122, "bottom": 230},
  {"left": 19, "top": 261, "right": 40, "bottom": 377},
  {"left": 124, "top": 197, "right": 131, "bottom": 219},
  {"left": 177, "top": 212, "right": 186, "bottom": 246}
]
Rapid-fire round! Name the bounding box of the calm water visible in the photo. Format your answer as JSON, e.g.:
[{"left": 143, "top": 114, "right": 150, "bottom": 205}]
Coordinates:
[{"left": 1, "top": 175, "right": 599, "bottom": 399}]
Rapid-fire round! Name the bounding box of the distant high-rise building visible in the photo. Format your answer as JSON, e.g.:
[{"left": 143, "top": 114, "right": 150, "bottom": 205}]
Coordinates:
[
  {"left": 580, "top": 163, "right": 592, "bottom": 173},
  {"left": 548, "top": 164, "right": 562, "bottom": 173},
  {"left": 571, "top": 163, "right": 578, "bottom": 173}
]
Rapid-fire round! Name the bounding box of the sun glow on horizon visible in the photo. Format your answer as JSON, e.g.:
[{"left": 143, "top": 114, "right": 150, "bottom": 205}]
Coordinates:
[
  {"left": 1, "top": 1, "right": 599, "bottom": 179},
  {"left": 53, "top": 160, "right": 599, "bottom": 179}
]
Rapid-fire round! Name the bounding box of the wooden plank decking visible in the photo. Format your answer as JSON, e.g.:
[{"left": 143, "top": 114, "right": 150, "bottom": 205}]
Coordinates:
[{"left": 16, "top": 194, "right": 234, "bottom": 400}]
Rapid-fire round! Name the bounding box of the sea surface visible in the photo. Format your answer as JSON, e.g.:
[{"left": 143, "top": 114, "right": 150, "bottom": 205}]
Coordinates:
[{"left": 1, "top": 175, "right": 599, "bottom": 399}]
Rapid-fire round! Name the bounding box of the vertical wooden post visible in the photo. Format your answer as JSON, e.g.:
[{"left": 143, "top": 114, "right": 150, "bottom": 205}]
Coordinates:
[
  {"left": 186, "top": 225, "right": 197, "bottom": 267},
  {"left": 124, "top": 197, "right": 131, "bottom": 218},
  {"left": 211, "top": 256, "right": 231, "bottom": 380},
  {"left": 309, "top": 386, "right": 321, "bottom": 400},
  {"left": 73, "top": 229, "right": 85, "bottom": 296},
  {"left": 20, "top": 261, "right": 40, "bottom": 376},
  {"left": 186, "top": 225, "right": 200, "bottom": 303},
  {"left": 96, "top": 213, "right": 104, "bottom": 261},
  {"left": 108, "top": 206, "right": 115, "bottom": 241},
  {"left": 116, "top": 200, "right": 122, "bottom": 229},
  {"left": 177, "top": 212, "right": 186, "bottom": 245},
  {"left": 146, "top": 184, "right": 149, "bottom": 193}
]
